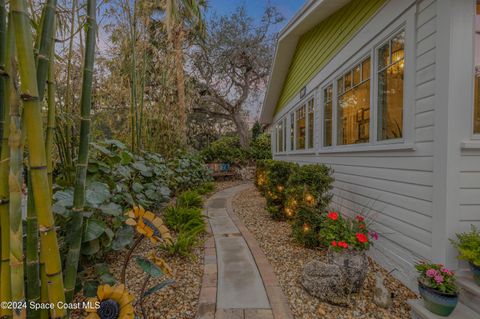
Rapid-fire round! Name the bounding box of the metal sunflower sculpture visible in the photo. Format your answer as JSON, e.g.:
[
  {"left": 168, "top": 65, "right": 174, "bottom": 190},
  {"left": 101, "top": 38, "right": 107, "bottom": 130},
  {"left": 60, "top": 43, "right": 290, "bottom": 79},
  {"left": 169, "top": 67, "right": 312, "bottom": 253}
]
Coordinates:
[
  {"left": 86, "top": 284, "right": 134, "bottom": 319},
  {"left": 125, "top": 205, "right": 173, "bottom": 244}
]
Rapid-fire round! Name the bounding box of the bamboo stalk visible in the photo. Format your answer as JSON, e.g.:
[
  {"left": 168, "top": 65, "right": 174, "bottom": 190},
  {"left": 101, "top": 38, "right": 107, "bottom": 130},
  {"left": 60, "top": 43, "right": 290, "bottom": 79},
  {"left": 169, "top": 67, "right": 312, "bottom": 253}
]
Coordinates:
[
  {"left": 0, "top": 8, "right": 12, "bottom": 318},
  {"left": 35, "top": 0, "right": 56, "bottom": 101},
  {"left": 26, "top": 176, "right": 40, "bottom": 319},
  {"left": 45, "top": 17, "right": 56, "bottom": 190},
  {"left": 63, "top": 0, "right": 96, "bottom": 303},
  {"left": 10, "top": 0, "right": 66, "bottom": 317},
  {"left": 127, "top": 0, "right": 138, "bottom": 153},
  {"left": 8, "top": 44, "right": 25, "bottom": 318},
  {"left": 0, "top": 0, "right": 6, "bottom": 155}
]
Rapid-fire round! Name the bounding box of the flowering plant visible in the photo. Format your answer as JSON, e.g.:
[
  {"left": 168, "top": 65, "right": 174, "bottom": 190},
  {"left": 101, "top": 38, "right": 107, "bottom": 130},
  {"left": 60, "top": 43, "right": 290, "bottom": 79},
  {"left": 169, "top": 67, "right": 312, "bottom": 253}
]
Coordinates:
[
  {"left": 318, "top": 212, "right": 378, "bottom": 252},
  {"left": 415, "top": 262, "right": 457, "bottom": 295}
]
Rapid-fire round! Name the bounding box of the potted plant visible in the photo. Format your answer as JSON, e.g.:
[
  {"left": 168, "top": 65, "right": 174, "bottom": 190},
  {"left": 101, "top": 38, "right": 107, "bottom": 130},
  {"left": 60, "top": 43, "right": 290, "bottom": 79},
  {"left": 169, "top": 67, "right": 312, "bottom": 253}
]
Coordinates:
[
  {"left": 415, "top": 262, "right": 458, "bottom": 316},
  {"left": 318, "top": 212, "right": 379, "bottom": 292},
  {"left": 450, "top": 225, "right": 480, "bottom": 286}
]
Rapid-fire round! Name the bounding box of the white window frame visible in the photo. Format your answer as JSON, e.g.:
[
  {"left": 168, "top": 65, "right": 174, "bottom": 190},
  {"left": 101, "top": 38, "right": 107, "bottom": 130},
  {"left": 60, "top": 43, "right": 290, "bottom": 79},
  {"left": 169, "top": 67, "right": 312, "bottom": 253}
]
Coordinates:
[
  {"left": 290, "top": 93, "right": 316, "bottom": 154},
  {"left": 316, "top": 13, "right": 415, "bottom": 153}
]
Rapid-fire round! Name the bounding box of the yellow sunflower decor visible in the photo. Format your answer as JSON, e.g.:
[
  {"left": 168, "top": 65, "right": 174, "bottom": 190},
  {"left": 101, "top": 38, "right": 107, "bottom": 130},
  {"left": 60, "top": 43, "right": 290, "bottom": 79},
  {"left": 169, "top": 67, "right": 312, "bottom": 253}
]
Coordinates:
[
  {"left": 125, "top": 206, "right": 173, "bottom": 245},
  {"left": 86, "top": 284, "right": 134, "bottom": 319},
  {"left": 148, "top": 251, "right": 173, "bottom": 277}
]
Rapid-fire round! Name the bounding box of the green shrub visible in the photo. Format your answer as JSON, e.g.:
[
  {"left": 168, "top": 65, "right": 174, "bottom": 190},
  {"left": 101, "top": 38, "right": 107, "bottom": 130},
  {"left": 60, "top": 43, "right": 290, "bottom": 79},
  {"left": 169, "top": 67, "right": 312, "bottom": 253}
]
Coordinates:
[
  {"left": 263, "top": 160, "right": 298, "bottom": 220},
  {"left": 450, "top": 225, "right": 480, "bottom": 266},
  {"left": 161, "top": 225, "right": 205, "bottom": 257},
  {"left": 287, "top": 164, "right": 334, "bottom": 246},
  {"left": 177, "top": 190, "right": 204, "bottom": 208},
  {"left": 196, "top": 182, "right": 215, "bottom": 195},
  {"left": 164, "top": 206, "right": 205, "bottom": 233},
  {"left": 248, "top": 133, "right": 272, "bottom": 160},
  {"left": 202, "top": 135, "right": 246, "bottom": 164}
]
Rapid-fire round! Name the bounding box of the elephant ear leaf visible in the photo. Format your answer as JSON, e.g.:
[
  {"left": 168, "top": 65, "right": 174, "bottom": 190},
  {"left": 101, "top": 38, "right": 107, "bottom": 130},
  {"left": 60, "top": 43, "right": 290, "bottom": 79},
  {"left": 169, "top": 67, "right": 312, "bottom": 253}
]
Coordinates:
[
  {"left": 143, "top": 279, "right": 174, "bottom": 298},
  {"left": 83, "top": 219, "right": 107, "bottom": 243},
  {"left": 111, "top": 226, "right": 134, "bottom": 251},
  {"left": 135, "top": 257, "right": 163, "bottom": 277}
]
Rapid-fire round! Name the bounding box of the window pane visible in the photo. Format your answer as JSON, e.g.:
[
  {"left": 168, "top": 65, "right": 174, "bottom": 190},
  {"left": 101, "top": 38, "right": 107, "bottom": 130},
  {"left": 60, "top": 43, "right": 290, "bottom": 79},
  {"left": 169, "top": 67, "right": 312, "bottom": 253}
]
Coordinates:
[
  {"left": 308, "top": 99, "right": 315, "bottom": 149},
  {"left": 290, "top": 113, "right": 295, "bottom": 150},
  {"left": 337, "top": 78, "right": 344, "bottom": 95},
  {"left": 474, "top": 4, "right": 480, "bottom": 133},
  {"left": 323, "top": 85, "right": 333, "bottom": 147},
  {"left": 279, "top": 122, "right": 284, "bottom": 152},
  {"left": 378, "top": 30, "right": 405, "bottom": 141},
  {"left": 353, "top": 65, "right": 361, "bottom": 85},
  {"left": 362, "top": 59, "right": 370, "bottom": 81},
  {"left": 296, "top": 105, "right": 306, "bottom": 149},
  {"left": 391, "top": 32, "right": 405, "bottom": 63},
  {"left": 345, "top": 72, "right": 352, "bottom": 90},
  {"left": 337, "top": 81, "right": 370, "bottom": 145},
  {"left": 283, "top": 118, "right": 287, "bottom": 152},
  {"left": 378, "top": 43, "right": 390, "bottom": 70}
]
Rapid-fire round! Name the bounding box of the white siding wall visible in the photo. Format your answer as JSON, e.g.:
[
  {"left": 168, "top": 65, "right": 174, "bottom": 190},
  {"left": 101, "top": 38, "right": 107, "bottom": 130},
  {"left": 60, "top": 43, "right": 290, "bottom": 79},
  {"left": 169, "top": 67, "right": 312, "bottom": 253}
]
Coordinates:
[{"left": 273, "top": 0, "right": 438, "bottom": 288}]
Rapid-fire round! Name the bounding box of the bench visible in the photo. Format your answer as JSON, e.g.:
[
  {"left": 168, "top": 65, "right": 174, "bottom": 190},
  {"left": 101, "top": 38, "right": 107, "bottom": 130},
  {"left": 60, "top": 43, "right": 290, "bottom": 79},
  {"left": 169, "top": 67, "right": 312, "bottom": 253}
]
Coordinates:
[{"left": 208, "top": 163, "right": 235, "bottom": 179}]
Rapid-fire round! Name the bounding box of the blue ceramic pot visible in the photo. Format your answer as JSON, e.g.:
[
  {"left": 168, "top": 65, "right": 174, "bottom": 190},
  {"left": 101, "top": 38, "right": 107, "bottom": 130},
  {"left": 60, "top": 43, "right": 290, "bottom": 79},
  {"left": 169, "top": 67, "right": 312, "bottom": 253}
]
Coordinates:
[
  {"left": 418, "top": 281, "right": 458, "bottom": 317},
  {"left": 469, "top": 262, "right": 480, "bottom": 286}
]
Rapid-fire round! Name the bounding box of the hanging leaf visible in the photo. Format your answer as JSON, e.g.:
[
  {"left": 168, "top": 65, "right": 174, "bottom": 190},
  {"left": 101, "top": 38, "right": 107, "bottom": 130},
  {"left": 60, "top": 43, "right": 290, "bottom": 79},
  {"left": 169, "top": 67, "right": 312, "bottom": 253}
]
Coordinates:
[
  {"left": 143, "top": 279, "right": 175, "bottom": 298},
  {"left": 99, "top": 202, "right": 122, "bottom": 216},
  {"left": 84, "top": 280, "right": 100, "bottom": 297},
  {"left": 83, "top": 219, "right": 107, "bottom": 242},
  {"left": 111, "top": 226, "right": 134, "bottom": 250},
  {"left": 81, "top": 239, "right": 100, "bottom": 255},
  {"left": 135, "top": 257, "right": 164, "bottom": 277}
]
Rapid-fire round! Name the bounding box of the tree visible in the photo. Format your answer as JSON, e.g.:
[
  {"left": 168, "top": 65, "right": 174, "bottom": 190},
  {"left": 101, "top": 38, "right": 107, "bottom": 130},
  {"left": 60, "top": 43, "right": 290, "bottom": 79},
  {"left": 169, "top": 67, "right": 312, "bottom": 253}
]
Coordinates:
[{"left": 190, "top": 6, "right": 283, "bottom": 147}]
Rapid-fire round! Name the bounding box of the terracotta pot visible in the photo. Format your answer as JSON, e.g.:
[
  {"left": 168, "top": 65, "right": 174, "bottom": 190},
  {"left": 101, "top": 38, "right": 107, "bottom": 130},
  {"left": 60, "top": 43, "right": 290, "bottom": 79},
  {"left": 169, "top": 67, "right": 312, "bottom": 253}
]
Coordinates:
[
  {"left": 418, "top": 280, "right": 458, "bottom": 317},
  {"left": 469, "top": 261, "right": 480, "bottom": 286}
]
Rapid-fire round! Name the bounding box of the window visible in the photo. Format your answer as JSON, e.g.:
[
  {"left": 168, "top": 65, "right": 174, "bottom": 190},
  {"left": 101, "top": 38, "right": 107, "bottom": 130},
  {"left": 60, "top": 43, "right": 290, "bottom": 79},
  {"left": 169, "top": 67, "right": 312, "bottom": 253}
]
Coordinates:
[
  {"left": 296, "top": 105, "right": 306, "bottom": 149},
  {"left": 323, "top": 84, "right": 333, "bottom": 147},
  {"left": 378, "top": 31, "right": 405, "bottom": 140},
  {"left": 337, "top": 57, "right": 371, "bottom": 145},
  {"left": 275, "top": 121, "right": 284, "bottom": 153},
  {"left": 474, "top": 3, "right": 480, "bottom": 133},
  {"left": 290, "top": 113, "right": 295, "bottom": 150},
  {"left": 308, "top": 99, "right": 315, "bottom": 149}
]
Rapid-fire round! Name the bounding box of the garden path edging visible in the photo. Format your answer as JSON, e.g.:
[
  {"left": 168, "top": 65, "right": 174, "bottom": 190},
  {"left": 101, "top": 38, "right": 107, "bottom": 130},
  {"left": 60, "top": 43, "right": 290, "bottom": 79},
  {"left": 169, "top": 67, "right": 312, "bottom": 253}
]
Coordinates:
[{"left": 197, "top": 183, "right": 294, "bottom": 319}]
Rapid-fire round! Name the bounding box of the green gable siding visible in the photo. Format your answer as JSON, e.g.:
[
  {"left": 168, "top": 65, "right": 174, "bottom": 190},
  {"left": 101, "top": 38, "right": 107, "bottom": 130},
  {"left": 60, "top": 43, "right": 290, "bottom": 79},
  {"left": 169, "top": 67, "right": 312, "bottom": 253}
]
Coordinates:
[{"left": 275, "top": 0, "right": 387, "bottom": 114}]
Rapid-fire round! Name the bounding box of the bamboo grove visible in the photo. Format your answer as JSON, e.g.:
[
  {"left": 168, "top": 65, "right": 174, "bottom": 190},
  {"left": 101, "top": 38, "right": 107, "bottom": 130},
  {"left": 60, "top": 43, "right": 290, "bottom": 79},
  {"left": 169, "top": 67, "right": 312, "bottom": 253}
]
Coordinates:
[{"left": 0, "top": 0, "right": 96, "bottom": 317}]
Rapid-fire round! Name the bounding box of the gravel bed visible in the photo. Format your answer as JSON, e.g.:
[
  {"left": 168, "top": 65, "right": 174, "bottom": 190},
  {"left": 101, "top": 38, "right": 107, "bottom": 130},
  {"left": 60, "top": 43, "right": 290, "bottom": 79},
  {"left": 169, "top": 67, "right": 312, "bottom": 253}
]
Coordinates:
[
  {"left": 71, "top": 179, "right": 244, "bottom": 318},
  {"left": 232, "top": 185, "right": 418, "bottom": 319}
]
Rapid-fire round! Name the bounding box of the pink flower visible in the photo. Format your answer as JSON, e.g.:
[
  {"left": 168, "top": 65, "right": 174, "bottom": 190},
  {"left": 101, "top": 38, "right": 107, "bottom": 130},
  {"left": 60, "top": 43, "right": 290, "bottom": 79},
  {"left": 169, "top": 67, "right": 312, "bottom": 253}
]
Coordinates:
[
  {"left": 369, "top": 231, "right": 379, "bottom": 241},
  {"left": 441, "top": 267, "right": 453, "bottom": 276},
  {"left": 434, "top": 275, "right": 444, "bottom": 284},
  {"left": 426, "top": 269, "right": 438, "bottom": 278}
]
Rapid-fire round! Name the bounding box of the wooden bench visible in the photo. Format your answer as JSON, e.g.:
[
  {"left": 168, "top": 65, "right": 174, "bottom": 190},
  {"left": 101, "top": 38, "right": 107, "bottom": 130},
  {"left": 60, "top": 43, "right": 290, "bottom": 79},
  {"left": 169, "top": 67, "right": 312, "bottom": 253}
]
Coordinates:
[{"left": 208, "top": 163, "right": 235, "bottom": 179}]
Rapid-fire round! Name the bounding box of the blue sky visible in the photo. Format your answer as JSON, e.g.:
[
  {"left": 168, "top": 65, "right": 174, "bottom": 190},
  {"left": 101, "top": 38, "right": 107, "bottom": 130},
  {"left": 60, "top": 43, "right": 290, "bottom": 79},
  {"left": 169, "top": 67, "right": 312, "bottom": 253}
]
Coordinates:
[{"left": 206, "top": 0, "right": 304, "bottom": 31}]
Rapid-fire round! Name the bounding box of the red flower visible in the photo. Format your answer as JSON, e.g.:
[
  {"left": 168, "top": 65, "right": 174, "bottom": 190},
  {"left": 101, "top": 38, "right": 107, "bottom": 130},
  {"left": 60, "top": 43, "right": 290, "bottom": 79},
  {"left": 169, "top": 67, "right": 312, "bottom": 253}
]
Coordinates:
[
  {"left": 359, "top": 224, "right": 366, "bottom": 229},
  {"left": 338, "top": 241, "right": 348, "bottom": 248},
  {"left": 356, "top": 215, "right": 364, "bottom": 222},
  {"left": 331, "top": 241, "right": 337, "bottom": 247},
  {"left": 327, "top": 212, "right": 338, "bottom": 220},
  {"left": 356, "top": 233, "right": 368, "bottom": 243}
]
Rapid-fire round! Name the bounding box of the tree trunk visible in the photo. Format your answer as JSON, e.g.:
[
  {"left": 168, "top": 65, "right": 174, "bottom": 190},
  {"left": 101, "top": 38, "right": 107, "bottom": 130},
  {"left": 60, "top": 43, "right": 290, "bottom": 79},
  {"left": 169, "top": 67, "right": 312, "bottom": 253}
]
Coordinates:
[
  {"left": 174, "top": 27, "right": 186, "bottom": 144},
  {"left": 11, "top": 0, "right": 66, "bottom": 316},
  {"left": 232, "top": 112, "right": 250, "bottom": 147},
  {"left": 64, "top": 0, "right": 96, "bottom": 303}
]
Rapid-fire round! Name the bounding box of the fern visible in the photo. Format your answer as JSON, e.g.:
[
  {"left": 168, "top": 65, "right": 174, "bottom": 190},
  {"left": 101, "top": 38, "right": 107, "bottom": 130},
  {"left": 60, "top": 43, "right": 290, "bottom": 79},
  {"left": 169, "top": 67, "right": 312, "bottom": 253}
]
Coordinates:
[
  {"left": 177, "top": 190, "right": 204, "bottom": 208},
  {"left": 451, "top": 225, "right": 480, "bottom": 266}
]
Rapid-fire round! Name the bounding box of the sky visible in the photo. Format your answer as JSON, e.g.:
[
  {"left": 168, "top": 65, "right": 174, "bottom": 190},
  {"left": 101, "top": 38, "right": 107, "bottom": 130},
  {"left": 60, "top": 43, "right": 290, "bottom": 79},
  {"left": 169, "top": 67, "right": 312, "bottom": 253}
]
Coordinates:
[{"left": 205, "top": 0, "right": 305, "bottom": 32}]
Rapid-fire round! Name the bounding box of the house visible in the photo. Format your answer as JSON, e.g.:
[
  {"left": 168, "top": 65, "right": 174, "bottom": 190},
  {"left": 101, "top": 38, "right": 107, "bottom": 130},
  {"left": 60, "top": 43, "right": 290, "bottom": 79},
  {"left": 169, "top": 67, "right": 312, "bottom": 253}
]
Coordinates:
[{"left": 260, "top": 0, "right": 480, "bottom": 290}]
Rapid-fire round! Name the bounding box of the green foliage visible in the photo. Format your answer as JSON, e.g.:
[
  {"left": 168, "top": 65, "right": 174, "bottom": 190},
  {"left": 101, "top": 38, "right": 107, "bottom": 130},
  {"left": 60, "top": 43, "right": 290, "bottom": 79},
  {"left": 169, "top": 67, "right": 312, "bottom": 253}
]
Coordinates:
[
  {"left": 251, "top": 121, "right": 262, "bottom": 140},
  {"left": 201, "top": 135, "right": 246, "bottom": 164},
  {"left": 53, "top": 139, "right": 212, "bottom": 260},
  {"left": 263, "top": 160, "right": 298, "bottom": 220},
  {"left": 248, "top": 133, "right": 272, "bottom": 160},
  {"left": 176, "top": 190, "right": 203, "bottom": 209},
  {"left": 161, "top": 225, "right": 205, "bottom": 257},
  {"left": 291, "top": 207, "right": 325, "bottom": 248},
  {"left": 164, "top": 206, "right": 205, "bottom": 233},
  {"left": 416, "top": 262, "right": 458, "bottom": 294},
  {"left": 450, "top": 225, "right": 480, "bottom": 266},
  {"left": 196, "top": 182, "right": 215, "bottom": 195}
]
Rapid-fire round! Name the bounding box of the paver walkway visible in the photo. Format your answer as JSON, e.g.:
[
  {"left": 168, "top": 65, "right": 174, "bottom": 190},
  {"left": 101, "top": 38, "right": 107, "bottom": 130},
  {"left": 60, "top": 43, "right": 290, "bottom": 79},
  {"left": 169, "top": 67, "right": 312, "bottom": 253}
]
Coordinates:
[{"left": 197, "top": 184, "right": 293, "bottom": 319}]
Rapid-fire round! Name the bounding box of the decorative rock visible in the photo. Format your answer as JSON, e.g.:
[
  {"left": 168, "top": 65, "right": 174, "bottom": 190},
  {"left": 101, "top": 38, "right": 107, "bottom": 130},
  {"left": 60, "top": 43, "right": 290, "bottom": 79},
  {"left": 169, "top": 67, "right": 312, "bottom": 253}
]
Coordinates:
[
  {"left": 327, "top": 250, "right": 369, "bottom": 293},
  {"left": 373, "top": 273, "right": 393, "bottom": 309},
  {"left": 301, "top": 259, "right": 350, "bottom": 306}
]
